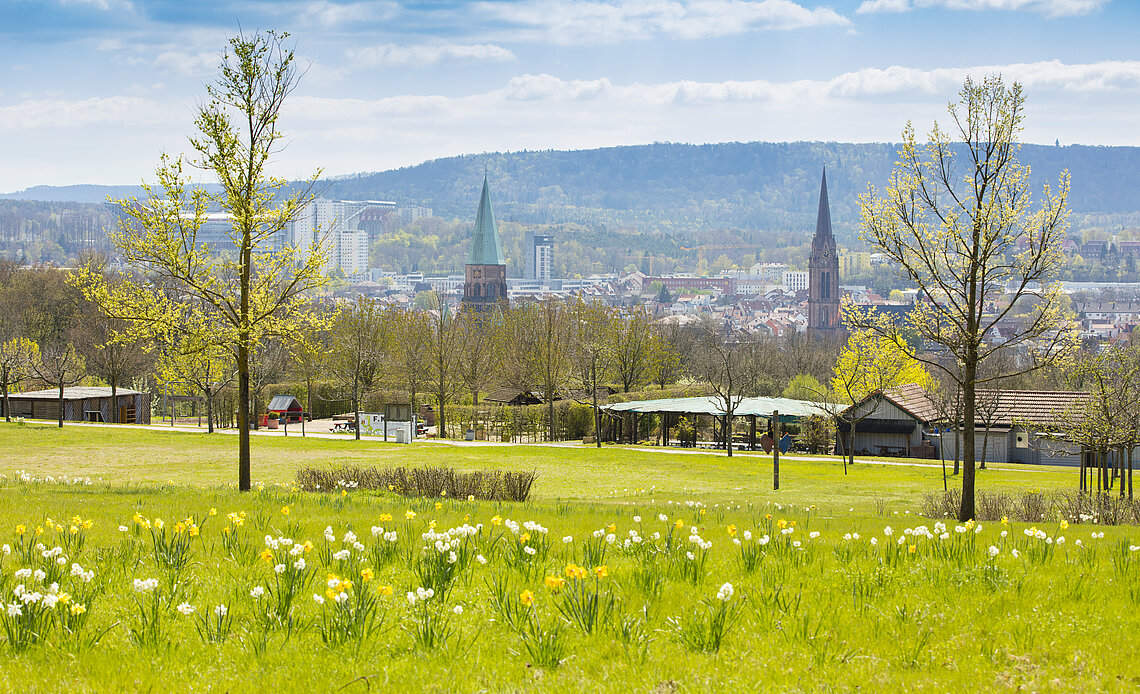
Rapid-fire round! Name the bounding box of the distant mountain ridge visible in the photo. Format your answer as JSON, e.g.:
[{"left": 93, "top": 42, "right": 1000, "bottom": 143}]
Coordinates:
[{"left": 6, "top": 142, "right": 1140, "bottom": 237}]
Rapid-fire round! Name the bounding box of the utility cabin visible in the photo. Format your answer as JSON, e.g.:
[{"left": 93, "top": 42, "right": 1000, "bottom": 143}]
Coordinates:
[
  {"left": 842, "top": 384, "right": 1089, "bottom": 465},
  {"left": 261, "top": 394, "right": 307, "bottom": 426},
  {"left": 837, "top": 386, "right": 933, "bottom": 458},
  {"left": 4, "top": 387, "right": 150, "bottom": 424}
]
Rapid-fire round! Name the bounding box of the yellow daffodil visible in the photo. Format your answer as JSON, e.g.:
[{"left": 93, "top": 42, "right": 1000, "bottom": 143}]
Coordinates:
[
  {"left": 908, "top": 544, "right": 917, "bottom": 554},
  {"left": 674, "top": 519, "right": 684, "bottom": 529},
  {"left": 14, "top": 524, "right": 24, "bottom": 535},
  {"left": 259, "top": 549, "right": 273, "bottom": 562},
  {"left": 1060, "top": 519, "right": 1069, "bottom": 530},
  {"left": 188, "top": 525, "right": 199, "bottom": 537},
  {"left": 594, "top": 565, "right": 608, "bottom": 579},
  {"left": 727, "top": 524, "right": 737, "bottom": 536},
  {"left": 777, "top": 519, "right": 788, "bottom": 529},
  {"left": 341, "top": 489, "right": 347, "bottom": 497},
  {"left": 519, "top": 533, "right": 530, "bottom": 544},
  {"left": 520, "top": 590, "right": 534, "bottom": 606},
  {"left": 699, "top": 509, "right": 706, "bottom": 516},
  {"left": 303, "top": 540, "right": 314, "bottom": 553},
  {"left": 82, "top": 519, "right": 93, "bottom": 529},
  {"left": 492, "top": 515, "right": 502, "bottom": 526},
  {"left": 405, "top": 510, "right": 416, "bottom": 520},
  {"left": 281, "top": 506, "right": 290, "bottom": 516},
  {"left": 208, "top": 508, "right": 217, "bottom": 516},
  {"left": 544, "top": 575, "right": 566, "bottom": 592},
  {"left": 360, "top": 568, "right": 374, "bottom": 582},
  {"left": 441, "top": 490, "right": 448, "bottom": 497},
  {"left": 435, "top": 502, "right": 442, "bottom": 511},
  {"left": 607, "top": 523, "right": 616, "bottom": 533},
  {"left": 69, "top": 604, "right": 86, "bottom": 616},
  {"left": 379, "top": 585, "right": 394, "bottom": 596},
  {"left": 429, "top": 520, "right": 437, "bottom": 530},
  {"left": 69, "top": 525, "right": 79, "bottom": 535}
]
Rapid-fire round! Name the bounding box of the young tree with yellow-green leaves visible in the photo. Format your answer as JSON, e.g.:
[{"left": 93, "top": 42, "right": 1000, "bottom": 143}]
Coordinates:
[
  {"left": 853, "top": 76, "right": 1076, "bottom": 520},
  {"left": 830, "top": 303, "right": 933, "bottom": 472},
  {"left": 157, "top": 335, "right": 236, "bottom": 434},
  {"left": 73, "top": 31, "right": 327, "bottom": 491}
]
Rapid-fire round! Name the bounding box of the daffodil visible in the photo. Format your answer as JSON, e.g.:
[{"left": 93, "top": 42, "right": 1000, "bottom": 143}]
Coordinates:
[
  {"left": 281, "top": 506, "right": 290, "bottom": 516},
  {"left": 594, "top": 565, "right": 608, "bottom": 579},
  {"left": 520, "top": 590, "right": 534, "bottom": 606},
  {"left": 360, "top": 567, "right": 374, "bottom": 582},
  {"left": 544, "top": 575, "right": 566, "bottom": 592},
  {"left": 405, "top": 510, "right": 416, "bottom": 520}
]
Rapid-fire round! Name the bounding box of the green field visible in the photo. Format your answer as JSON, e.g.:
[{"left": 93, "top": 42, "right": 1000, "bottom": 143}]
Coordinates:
[{"left": 0, "top": 421, "right": 1136, "bottom": 692}]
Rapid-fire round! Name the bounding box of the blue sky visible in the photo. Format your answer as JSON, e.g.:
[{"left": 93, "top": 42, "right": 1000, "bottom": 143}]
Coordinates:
[{"left": 1, "top": 0, "right": 1136, "bottom": 192}]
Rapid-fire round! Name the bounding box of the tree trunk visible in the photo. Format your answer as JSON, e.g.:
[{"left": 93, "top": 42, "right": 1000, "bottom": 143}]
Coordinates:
[
  {"left": 939, "top": 430, "right": 947, "bottom": 491},
  {"left": 110, "top": 382, "right": 118, "bottom": 424},
  {"left": 592, "top": 356, "right": 601, "bottom": 448},
  {"left": 437, "top": 393, "right": 447, "bottom": 438},
  {"left": 57, "top": 379, "right": 65, "bottom": 428},
  {"left": 548, "top": 393, "right": 555, "bottom": 443},
  {"left": 959, "top": 355, "right": 978, "bottom": 521},
  {"left": 2, "top": 370, "right": 9, "bottom": 422},
  {"left": 354, "top": 391, "right": 361, "bottom": 441},
  {"left": 772, "top": 410, "right": 780, "bottom": 490},
  {"left": 238, "top": 340, "right": 251, "bottom": 492},
  {"left": 725, "top": 414, "right": 733, "bottom": 458},
  {"left": 206, "top": 388, "right": 215, "bottom": 434}
]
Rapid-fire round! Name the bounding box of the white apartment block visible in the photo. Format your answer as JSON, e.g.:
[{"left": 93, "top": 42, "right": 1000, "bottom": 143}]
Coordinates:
[{"left": 783, "top": 270, "right": 809, "bottom": 292}]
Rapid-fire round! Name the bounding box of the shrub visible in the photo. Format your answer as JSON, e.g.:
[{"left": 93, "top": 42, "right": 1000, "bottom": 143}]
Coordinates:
[{"left": 296, "top": 465, "right": 537, "bottom": 502}]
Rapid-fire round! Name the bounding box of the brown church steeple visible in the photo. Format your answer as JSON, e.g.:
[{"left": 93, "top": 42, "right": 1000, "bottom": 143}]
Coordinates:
[{"left": 808, "top": 169, "right": 842, "bottom": 338}]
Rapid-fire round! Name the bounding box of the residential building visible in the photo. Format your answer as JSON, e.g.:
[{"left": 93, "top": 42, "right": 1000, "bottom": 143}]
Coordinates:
[{"left": 524, "top": 231, "right": 554, "bottom": 280}]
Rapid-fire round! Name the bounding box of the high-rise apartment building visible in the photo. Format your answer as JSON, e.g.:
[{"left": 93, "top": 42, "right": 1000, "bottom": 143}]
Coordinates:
[{"left": 524, "top": 231, "right": 554, "bottom": 280}]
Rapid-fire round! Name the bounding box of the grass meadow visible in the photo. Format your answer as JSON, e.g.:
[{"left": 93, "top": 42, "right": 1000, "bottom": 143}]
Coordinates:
[{"left": 0, "top": 421, "right": 1138, "bottom": 692}]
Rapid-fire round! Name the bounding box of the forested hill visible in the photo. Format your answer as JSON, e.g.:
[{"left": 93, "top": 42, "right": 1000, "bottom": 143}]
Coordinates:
[
  {"left": 319, "top": 141, "right": 1140, "bottom": 236},
  {"left": 6, "top": 141, "right": 1140, "bottom": 239}
]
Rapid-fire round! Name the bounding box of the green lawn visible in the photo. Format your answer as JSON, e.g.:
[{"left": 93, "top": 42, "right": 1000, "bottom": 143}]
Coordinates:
[
  {"left": 0, "top": 421, "right": 1133, "bottom": 693},
  {"left": 0, "top": 421, "right": 1079, "bottom": 512}
]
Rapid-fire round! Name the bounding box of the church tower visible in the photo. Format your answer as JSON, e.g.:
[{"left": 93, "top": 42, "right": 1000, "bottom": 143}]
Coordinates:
[
  {"left": 808, "top": 169, "right": 842, "bottom": 338},
  {"left": 463, "top": 175, "right": 509, "bottom": 311}
]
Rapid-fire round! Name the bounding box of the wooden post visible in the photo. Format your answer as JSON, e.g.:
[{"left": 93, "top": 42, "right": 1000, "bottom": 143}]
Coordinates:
[{"left": 773, "top": 410, "right": 780, "bottom": 490}]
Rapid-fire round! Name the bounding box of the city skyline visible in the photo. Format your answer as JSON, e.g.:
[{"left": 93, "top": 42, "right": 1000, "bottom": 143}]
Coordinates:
[{"left": 1, "top": 0, "right": 1137, "bottom": 193}]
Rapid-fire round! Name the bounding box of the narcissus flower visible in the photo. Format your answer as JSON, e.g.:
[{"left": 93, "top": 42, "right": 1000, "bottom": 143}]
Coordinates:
[
  {"left": 544, "top": 575, "right": 566, "bottom": 592},
  {"left": 519, "top": 590, "right": 534, "bottom": 606},
  {"left": 405, "top": 510, "right": 416, "bottom": 520},
  {"left": 594, "top": 565, "right": 608, "bottom": 578}
]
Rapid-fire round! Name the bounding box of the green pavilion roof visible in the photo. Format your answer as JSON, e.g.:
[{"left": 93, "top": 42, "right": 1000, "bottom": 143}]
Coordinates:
[{"left": 601, "top": 396, "right": 830, "bottom": 421}]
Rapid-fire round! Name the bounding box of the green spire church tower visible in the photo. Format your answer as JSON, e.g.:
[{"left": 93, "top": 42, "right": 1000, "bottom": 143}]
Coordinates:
[{"left": 463, "top": 175, "right": 509, "bottom": 311}]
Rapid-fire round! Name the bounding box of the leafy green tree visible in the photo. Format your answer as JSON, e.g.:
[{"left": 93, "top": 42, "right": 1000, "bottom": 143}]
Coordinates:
[
  {"left": 73, "top": 31, "right": 327, "bottom": 490},
  {"left": 854, "top": 76, "right": 1076, "bottom": 520}
]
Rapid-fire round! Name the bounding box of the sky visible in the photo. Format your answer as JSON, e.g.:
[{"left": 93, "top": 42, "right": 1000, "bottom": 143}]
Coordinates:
[{"left": 1, "top": 0, "right": 1137, "bottom": 193}]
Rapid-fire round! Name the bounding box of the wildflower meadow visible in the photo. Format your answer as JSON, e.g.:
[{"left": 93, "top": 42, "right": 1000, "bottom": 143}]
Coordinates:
[{"left": 1, "top": 427, "right": 1139, "bottom": 691}]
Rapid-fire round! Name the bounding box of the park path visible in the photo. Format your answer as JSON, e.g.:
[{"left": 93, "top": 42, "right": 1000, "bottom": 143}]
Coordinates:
[{"left": 53, "top": 419, "right": 1069, "bottom": 474}]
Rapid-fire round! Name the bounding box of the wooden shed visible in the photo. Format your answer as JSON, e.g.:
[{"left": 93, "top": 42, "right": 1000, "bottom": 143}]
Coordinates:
[{"left": 4, "top": 387, "right": 151, "bottom": 424}]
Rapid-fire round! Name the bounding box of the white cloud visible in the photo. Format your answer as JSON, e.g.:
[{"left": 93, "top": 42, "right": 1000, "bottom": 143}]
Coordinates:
[
  {"left": 477, "top": 0, "right": 851, "bottom": 44},
  {"left": 345, "top": 43, "right": 516, "bottom": 69},
  {"left": 300, "top": 1, "right": 399, "bottom": 27},
  {"left": 0, "top": 96, "right": 175, "bottom": 131},
  {"left": 858, "top": 0, "right": 1108, "bottom": 18},
  {"left": 153, "top": 51, "right": 218, "bottom": 77}
]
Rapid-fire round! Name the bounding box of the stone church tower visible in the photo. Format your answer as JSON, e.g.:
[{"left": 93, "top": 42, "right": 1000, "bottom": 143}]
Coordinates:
[
  {"left": 808, "top": 169, "right": 842, "bottom": 339},
  {"left": 463, "top": 175, "right": 509, "bottom": 311}
]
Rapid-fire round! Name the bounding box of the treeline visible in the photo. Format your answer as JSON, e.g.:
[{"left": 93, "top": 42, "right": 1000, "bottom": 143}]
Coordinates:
[{"left": 0, "top": 201, "right": 113, "bottom": 264}]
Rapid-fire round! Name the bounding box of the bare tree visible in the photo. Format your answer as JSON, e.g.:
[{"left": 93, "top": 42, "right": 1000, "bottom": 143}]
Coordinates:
[
  {"left": 686, "top": 321, "right": 758, "bottom": 457},
  {"left": 327, "top": 297, "right": 386, "bottom": 441},
  {"left": 30, "top": 340, "right": 85, "bottom": 428}
]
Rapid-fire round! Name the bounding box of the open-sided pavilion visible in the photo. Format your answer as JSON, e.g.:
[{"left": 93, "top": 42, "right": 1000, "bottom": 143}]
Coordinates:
[{"left": 600, "top": 396, "right": 830, "bottom": 450}]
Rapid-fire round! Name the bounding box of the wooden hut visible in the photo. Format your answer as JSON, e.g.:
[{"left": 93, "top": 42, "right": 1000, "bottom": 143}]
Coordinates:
[{"left": 4, "top": 387, "right": 150, "bottom": 424}]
